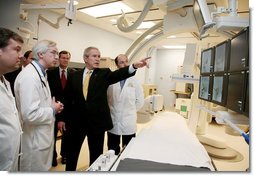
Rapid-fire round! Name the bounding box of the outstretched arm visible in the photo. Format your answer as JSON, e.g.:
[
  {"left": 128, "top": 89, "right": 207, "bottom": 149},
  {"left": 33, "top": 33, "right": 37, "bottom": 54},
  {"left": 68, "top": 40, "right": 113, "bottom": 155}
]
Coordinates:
[{"left": 132, "top": 57, "right": 151, "bottom": 69}]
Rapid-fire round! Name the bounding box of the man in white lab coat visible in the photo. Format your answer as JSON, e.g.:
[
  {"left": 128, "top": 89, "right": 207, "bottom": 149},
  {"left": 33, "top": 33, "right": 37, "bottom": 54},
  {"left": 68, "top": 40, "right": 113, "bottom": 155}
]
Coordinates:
[
  {"left": 107, "top": 54, "right": 144, "bottom": 154},
  {"left": 0, "top": 28, "right": 24, "bottom": 171},
  {"left": 14, "top": 40, "right": 64, "bottom": 171}
]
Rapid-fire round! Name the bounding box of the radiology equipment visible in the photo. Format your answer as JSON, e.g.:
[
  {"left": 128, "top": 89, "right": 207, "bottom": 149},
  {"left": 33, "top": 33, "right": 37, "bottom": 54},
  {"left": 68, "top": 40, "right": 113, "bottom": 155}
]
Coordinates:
[
  {"left": 198, "top": 105, "right": 249, "bottom": 145},
  {"left": 86, "top": 150, "right": 117, "bottom": 171},
  {"left": 110, "top": 111, "right": 215, "bottom": 171},
  {"left": 137, "top": 94, "right": 164, "bottom": 123},
  {"left": 139, "top": 94, "right": 164, "bottom": 113},
  {"left": 117, "top": 0, "right": 249, "bottom": 62},
  {"left": 175, "top": 98, "right": 192, "bottom": 118},
  {"left": 86, "top": 112, "right": 214, "bottom": 171},
  {"left": 19, "top": 0, "right": 77, "bottom": 40},
  {"left": 196, "top": 104, "right": 249, "bottom": 164}
]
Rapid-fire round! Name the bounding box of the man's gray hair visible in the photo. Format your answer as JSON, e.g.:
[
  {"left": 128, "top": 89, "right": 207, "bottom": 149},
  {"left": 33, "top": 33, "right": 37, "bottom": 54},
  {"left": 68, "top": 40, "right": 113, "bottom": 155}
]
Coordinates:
[
  {"left": 83, "top": 46, "right": 98, "bottom": 58},
  {"left": 32, "top": 40, "right": 56, "bottom": 60}
]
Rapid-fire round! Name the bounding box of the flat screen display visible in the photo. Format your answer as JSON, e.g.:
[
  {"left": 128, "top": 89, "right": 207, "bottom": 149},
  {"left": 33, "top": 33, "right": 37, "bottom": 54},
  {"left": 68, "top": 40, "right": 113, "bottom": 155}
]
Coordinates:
[
  {"left": 226, "top": 72, "right": 245, "bottom": 113},
  {"left": 201, "top": 48, "right": 213, "bottom": 74},
  {"left": 211, "top": 75, "right": 226, "bottom": 105},
  {"left": 199, "top": 75, "right": 211, "bottom": 101},
  {"left": 229, "top": 27, "right": 249, "bottom": 71},
  {"left": 214, "top": 41, "right": 229, "bottom": 72},
  {"left": 243, "top": 71, "right": 249, "bottom": 117}
]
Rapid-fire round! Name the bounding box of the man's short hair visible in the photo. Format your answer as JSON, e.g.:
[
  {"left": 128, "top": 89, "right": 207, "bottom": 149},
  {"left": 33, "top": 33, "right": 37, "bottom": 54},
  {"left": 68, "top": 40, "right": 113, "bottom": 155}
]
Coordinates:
[
  {"left": 0, "top": 28, "right": 24, "bottom": 48},
  {"left": 83, "top": 46, "right": 98, "bottom": 58},
  {"left": 59, "top": 50, "right": 71, "bottom": 58},
  {"left": 23, "top": 50, "right": 32, "bottom": 59},
  {"left": 32, "top": 40, "right": 56, "bottom": 61},
  {"left": 114, "top": 54, "right": 127, "bottom": 65}
]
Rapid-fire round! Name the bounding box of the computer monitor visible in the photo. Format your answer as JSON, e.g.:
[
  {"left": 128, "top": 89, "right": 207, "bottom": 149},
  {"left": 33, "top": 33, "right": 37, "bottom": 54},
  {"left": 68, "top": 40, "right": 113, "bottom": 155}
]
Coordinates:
[
  {"left": 214, "top": 40, "right": 229, "bottom": 72},
  {"left": 199, "top": 75, "right": 211, "bottom": 101},
  {"left": 229, "top": 27, "right": 249, "bottom": 71},
  {"left": 226, "top": 72, "right": 245, "bottom": 114},
  {"left": 243, "top": 71, "right": 249, "bottom": 117},
  {"left": 200, "top": 47, "right": 214, "bottom": 74},
  {"left": 211, "top": 75, "right": 226, "bottom": 105}
]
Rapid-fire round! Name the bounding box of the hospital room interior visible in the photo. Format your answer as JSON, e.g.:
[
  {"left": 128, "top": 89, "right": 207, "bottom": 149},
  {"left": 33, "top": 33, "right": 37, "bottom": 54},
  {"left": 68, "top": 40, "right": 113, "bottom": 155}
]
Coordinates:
[{"left": 0, "top": 0, "right": 250, "bottom": 172}]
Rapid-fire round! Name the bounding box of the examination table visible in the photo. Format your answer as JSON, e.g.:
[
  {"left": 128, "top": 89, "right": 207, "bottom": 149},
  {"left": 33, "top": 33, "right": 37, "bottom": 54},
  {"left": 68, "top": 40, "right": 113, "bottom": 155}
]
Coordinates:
[{"left": 110, "top": 111, "right": 215, "bottom": 171}]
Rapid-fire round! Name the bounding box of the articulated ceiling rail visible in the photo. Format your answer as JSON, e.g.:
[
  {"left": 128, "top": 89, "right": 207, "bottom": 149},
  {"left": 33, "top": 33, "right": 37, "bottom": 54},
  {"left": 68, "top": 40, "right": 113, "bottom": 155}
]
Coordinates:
[
  {"left": 126, "top": 21, "right": 163, "bottom": 59},
  {"left": 116, "top": 0, "right": 153, "bottom": 32},
  {"left": 129, "top": 30, "right": 164, "bottom": 62}
]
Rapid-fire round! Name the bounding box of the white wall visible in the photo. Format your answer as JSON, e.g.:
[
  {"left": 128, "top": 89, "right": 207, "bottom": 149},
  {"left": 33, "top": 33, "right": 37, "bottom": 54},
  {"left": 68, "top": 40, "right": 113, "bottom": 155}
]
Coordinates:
[
  {"left": 154, "top": 49, "right": 185, "bottom": 109},
  {"left": 24, "top": 9, "right": 133, "bottom": 63}
]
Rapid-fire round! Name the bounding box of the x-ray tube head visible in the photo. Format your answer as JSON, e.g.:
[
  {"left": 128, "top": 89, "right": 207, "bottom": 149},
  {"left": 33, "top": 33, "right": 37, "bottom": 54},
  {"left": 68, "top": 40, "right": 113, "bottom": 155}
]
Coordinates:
[
  {"left": 193, "top": 0, "right": 216, "bottom": 38},
  {"left": 194, "top": 0, "right": 213, "bottom": 25}
]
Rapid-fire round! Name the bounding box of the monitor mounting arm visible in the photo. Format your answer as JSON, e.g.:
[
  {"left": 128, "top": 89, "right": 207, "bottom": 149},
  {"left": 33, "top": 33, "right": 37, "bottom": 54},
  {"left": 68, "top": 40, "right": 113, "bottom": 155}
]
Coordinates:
[{"left": 20, "top": 0, "right": 76, "bottom": 28}]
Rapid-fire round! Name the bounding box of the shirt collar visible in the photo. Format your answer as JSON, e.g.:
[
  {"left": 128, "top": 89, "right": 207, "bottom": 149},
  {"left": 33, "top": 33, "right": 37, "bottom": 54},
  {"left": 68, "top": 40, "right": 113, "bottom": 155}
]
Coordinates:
[
  {"left": 34, "top": 60, "right": 46, "bottom": 76},
  {"left": 84, "top": 68, "right": 93, "bottom": 74},
  {"left": 59, "top": 67, "right": 68, "bottom": 73}
]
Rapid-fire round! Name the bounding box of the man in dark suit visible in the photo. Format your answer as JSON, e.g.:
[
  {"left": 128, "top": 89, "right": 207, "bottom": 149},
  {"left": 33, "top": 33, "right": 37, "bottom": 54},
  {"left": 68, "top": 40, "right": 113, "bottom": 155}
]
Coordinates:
[
  {"left": 47, "top": 50, "right": 74, "bottom": 167},
  {"left": 61, "top": 46, "right": 150, "bottom": 171}
]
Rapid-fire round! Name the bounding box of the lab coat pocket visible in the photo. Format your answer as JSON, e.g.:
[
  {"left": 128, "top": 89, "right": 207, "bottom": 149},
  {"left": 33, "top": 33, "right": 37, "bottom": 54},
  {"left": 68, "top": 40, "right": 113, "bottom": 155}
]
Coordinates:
[{"left": 36, "top": 125, "right": 53, "bottom": 151}]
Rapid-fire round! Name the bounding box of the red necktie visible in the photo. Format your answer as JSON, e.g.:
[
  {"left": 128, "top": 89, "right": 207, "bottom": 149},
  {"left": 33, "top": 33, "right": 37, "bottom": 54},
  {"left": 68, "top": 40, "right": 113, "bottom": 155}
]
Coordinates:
[{"left": 61, "top": 70, "right": 67, "bottom": 89}]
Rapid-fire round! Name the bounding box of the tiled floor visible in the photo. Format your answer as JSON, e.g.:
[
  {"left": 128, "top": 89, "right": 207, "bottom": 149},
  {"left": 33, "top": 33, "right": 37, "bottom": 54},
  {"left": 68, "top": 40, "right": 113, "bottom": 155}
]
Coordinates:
[{"left": 49, "top": 112, "right": 249, "bottom": 172}]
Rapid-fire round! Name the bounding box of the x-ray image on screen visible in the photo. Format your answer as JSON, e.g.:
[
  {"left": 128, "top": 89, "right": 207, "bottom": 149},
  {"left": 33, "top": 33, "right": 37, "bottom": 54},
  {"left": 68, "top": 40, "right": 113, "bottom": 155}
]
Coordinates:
[
  {"left": 214, "top": 43, "right": 227, "bottom": 72},
  {"left": 212, "top": 76, "right": 223, "bottom": 103},
  {"left": 201, "top": 49, "right": 212, "bottom": 73},
  {"left": 199, "top": 76, "right": 210, "bottom": 100}
]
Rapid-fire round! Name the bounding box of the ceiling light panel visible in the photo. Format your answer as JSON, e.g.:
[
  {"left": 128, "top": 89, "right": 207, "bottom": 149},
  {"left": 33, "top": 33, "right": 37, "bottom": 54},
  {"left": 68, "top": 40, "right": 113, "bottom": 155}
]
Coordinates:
[
  {"left": 162, "top": 45, "right": 186, "bottom": 49},
  {"left": 67, "top": 0, "right": 79, "bottom": 5},
  {"left": 137, "top": 21, "right": 155, "bottom": 29},
  {"left": 79, "top": 1, "right": 134, "bottom": 18}
]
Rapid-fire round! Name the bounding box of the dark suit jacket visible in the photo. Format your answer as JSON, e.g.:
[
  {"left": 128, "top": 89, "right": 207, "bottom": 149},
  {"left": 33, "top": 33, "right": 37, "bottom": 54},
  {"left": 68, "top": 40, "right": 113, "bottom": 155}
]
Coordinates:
[
  {"left": 47, "top": 67, "right": 74, "bottom": 122},
  {"left": 64, "top": 66, "right": 136, "bottom": 134}
]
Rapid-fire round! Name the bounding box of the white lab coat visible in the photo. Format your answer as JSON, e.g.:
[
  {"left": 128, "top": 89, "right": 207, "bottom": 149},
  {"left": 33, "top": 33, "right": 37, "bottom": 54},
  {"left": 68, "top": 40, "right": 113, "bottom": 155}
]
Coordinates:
[
  {"left": 14, "top": 61, "right": 55, "bottom": 171},
  {"left": 0, "top": 77, "right": 22, "bottom": 171},
  {"left": 107, "top": 77, "right": 144, "bottom": 135}
]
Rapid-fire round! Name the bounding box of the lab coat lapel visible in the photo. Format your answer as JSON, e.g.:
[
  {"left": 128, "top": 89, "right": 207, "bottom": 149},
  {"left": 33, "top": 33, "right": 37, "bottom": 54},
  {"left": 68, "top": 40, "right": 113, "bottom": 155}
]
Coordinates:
[
  {"left": 0, "top": 77, "right": 19, "bottom": 120},
  {"left": 0, "top": 77, "right": 13, "bottom": 98},
  {"left": 32, "top": 61, "right": 50, "bottom": 97},
  {"left": 119, "top": 78, "right": 129, "bottom": 98}
]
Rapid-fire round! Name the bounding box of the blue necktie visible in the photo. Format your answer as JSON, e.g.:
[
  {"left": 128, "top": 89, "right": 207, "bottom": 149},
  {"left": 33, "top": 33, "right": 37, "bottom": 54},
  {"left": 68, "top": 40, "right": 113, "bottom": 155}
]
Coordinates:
[{"left": 120, "top": 80, "right": 126, "bottom": 89}]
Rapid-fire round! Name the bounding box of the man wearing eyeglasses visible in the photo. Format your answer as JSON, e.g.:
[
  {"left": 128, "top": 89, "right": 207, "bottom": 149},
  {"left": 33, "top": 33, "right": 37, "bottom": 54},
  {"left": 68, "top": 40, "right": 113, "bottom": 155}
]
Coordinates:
[{"left": 14, "top": 40, "right": 64, "bottom": 171}]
